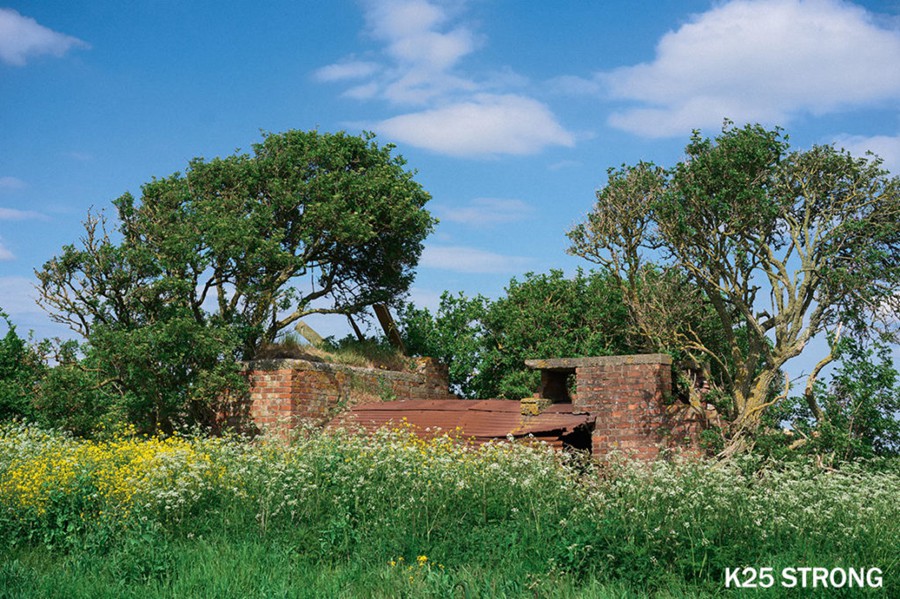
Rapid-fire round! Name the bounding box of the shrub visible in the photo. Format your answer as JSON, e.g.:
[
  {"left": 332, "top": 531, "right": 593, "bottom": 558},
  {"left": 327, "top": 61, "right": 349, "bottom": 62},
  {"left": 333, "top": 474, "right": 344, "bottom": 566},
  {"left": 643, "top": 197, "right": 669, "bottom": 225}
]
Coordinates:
[{"left": 0, "top": 311, "right": 45, "bottom": 422}]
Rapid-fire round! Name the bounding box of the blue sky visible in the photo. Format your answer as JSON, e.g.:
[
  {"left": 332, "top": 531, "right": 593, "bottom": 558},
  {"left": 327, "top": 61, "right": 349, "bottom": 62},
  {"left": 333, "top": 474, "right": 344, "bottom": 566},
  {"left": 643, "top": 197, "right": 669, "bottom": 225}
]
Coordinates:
[{"left": 2, "top": 0, "right": 900, "bottom": 380}]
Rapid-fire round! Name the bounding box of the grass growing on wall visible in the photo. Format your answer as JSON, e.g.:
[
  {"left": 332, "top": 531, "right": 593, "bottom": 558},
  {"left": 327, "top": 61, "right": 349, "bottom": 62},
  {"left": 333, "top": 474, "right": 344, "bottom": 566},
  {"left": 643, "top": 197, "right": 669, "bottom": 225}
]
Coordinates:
[
  {"left": 1, "top": 423, "right": 897, "bottom": 597},
  {"left": 257, "top": 332, "right": 413, "bottom": 372}
]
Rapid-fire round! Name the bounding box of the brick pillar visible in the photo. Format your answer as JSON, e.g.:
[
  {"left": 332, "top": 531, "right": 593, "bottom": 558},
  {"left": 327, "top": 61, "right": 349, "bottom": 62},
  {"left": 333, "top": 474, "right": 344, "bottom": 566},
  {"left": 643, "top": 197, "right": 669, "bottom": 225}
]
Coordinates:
[
  {"left": 574, "top": 354, "right": 672, "bottom": 460},
  {"left": 246, "top": 360, "right": 297, "bottom": 438}
]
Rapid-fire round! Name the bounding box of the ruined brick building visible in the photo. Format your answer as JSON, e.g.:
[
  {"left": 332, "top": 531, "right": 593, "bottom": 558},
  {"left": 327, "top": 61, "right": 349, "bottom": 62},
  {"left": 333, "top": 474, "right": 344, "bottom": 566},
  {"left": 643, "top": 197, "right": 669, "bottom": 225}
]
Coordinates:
[{"left": 242, "top": 353, "right": 704, "bottom": 459}]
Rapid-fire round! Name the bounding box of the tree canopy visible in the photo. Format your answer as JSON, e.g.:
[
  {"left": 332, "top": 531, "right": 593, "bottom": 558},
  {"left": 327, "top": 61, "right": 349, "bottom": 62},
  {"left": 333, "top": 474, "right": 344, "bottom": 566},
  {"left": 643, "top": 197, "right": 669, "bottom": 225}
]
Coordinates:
[
  {"left": 402, "top": 269, "right": 652, "bottom": 399},
  {"left": 568, "top": 122, "right": 900, "bottom": 451},
  {"left": 33, "top": 130, "right": 435, "bottom": 433},
  {"left": 37, "top": 130, "right": 435, "bottom": 355}
]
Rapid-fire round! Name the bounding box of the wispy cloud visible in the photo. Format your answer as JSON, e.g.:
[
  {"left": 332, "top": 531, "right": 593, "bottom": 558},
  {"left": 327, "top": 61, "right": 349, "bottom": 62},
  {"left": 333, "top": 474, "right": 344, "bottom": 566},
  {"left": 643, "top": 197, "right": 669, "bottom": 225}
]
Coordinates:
[
  {"left": 420, "top": 245, "right": 532, "bottom": 274},
  {"left": 560, "top": 0, "right": 900, "bottom": 138},
  {"left": 0, "top": 8, "right": 88, "bottom": 66},
  {"left": 0, "top": 276, "right": 41, "bottom": 314},
  {"left": 834, "top": 133, "right": 900, "bottom": 175},
  {"left": 436, "top": 197, "right": 533, "bottom": 227},
  {"left": 0, "top": 239, "right": 14, "bottom": 261},
  {"left": 0, "top": 177, "right": 27, "bottom": 190},
  {"left": 360, "top": 0, "right": 479, "bottom": 105},
  {"left": 313, "top": 60, "right": 381, "bottom": 82},
  {"left": 316, "top": 0, "right": 573, "bottom": 157},
  {"left": 0, "top": 207, "right": 46, "bottom": 220}
]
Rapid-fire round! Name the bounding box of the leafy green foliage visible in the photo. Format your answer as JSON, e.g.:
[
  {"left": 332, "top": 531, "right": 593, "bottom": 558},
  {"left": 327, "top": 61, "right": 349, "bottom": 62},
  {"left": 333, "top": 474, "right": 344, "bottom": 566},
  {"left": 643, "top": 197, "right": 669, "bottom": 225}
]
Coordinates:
[
  {"left": 569, "top": 122, "right": 900, "bottom": 447},
  {"left": 400, "top": 268, "right": 729, "bottom": 401},
  {"left": 400, "top": 291, "right": 490, "bottom": 397},
  {"left": 764, "top": 338, "right": 900, "bottom": 461},
  {"left": 30, "top": 356, "right": 116, "bottom": 438},
  {"left": 401, "top": 269, "right": 635, "bottom": 398},
  {"left": 814, "top": 340, "right": 900, "bottom": 457},
  {"left": 86, "top": 317, "right": 247, "bottom": 435},
  {"left": 32, "top": 130, "right": 434, "bottom": 433},
  {"left": 37, "top": 130, "right": 435, "bottom": 354},
  {"left": 478, "top": 269, "right": 631, "bottom": 398},
  {"left": 0, "top": 311, "right": 45, "bottom": 421}
]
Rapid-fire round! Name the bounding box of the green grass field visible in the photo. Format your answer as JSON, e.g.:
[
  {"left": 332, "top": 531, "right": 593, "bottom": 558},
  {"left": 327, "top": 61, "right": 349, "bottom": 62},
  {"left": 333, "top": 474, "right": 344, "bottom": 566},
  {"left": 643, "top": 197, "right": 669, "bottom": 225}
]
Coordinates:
[{"left": 1, "top": 423, "right": 897, "bottom": 597}]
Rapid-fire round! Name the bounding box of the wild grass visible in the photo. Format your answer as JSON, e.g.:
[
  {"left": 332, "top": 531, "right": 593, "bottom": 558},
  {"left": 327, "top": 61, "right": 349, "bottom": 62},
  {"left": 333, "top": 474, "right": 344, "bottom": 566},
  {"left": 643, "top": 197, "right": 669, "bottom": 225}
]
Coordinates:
[
  {"left": 1, "top": 422, "right": 897, "bottom": 597},
  {"left": 256, "top": 332, "right": 413, "bottom": 372}
]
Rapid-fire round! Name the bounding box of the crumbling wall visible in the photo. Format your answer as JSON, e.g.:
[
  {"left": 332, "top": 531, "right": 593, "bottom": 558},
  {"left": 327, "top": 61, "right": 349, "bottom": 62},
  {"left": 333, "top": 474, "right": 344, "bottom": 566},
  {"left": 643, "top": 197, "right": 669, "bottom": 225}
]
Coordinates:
[
  {"left": 527, "top": 354, "right": 704, "bottom": 459},
  {"left": 244, "top": 358, "right": 453, "bottom": 437},
  {"left": 243, "top": 353, "right": 704, "bottom": 458}
]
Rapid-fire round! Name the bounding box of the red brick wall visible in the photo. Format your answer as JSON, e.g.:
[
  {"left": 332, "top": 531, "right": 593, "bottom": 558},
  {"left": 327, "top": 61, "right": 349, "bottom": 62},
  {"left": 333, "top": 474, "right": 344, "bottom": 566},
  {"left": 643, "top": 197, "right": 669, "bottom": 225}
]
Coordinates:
[
  {"left": 244, "top": 358, "right": 453, "bottom": 438},
  {"left": 242, "top": 353, "right": 704, "bottom": 458},
  {"left": 573, "top": 354, "right": 680, "bottom": 460}
]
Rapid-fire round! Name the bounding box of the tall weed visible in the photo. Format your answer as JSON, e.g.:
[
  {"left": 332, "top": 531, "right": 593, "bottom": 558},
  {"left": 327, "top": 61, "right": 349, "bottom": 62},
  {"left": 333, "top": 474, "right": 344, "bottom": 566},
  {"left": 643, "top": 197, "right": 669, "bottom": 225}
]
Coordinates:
[{"left": 1, "top": 423, "right": 896, "bottom": 596}]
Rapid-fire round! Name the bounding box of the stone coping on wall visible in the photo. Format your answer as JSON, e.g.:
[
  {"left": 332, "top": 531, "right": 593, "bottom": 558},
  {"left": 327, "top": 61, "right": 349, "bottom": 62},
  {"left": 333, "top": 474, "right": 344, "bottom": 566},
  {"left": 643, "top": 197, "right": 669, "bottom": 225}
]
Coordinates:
[
  {"left": 524, "top": 354, "right": 672, "bottom": 371},
  {"left": 242, "top": 358, "right": 432, "bottom": 383}
]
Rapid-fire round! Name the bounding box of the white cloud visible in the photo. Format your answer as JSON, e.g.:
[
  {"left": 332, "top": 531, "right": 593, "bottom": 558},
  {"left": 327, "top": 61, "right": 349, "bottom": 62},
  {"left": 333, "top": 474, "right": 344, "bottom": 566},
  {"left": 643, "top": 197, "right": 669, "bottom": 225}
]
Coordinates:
[
  {"left": 343, "top": 82, "right": 381, "bottom": 100},
  {"left": 0, "top": 177, "right": 27, "bottom": 190},
  {"left": 436, "top": 198, "right": 533, "bottom": 227},
  {"left": 315, "top": 0, "right": 479, "bottom": 105},
  {"left": 405, "top": 286, "right": 443, "bottom": 311},
  {"left": 364, "top": 0, "right": 480, "bottom": 105},
  {"left": 833, "top": 133, "right": 900, "bottom": 175},
  {"left": 420, "top": 245, "right": 533, "bottom": 274},
  {"left": 0, "top": 8, "right": 88, "bottom": 66},
  {"left": 600, "top": 0, "right": 900, "bottom": 137},
  {"left": 0, "top": 277, "right": 37, "bottom": 310},
  {"left": 317, "top": 1, "right": 575, "bottom": 157},
  {"left": 374, "top": 94, "right": 574, "bottom": 156},
  {"left": 313, "top": 60, "right": 381, "bottom": 82},
  {"left": 0, "top": 240, "right": 14, "bottom": 261},
  {"left": 364, "top": 0, "right": 476, "bottom": 70},
  {"left": 0, "top": 207, "right": 45, "bottom": 220}
]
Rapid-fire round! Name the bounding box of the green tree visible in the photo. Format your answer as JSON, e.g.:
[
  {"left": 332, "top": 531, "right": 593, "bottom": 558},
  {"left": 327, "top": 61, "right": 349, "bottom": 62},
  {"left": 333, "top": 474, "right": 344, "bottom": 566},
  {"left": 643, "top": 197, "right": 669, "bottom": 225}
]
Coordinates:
[
  {"left": 401, "top": 269, "right": 638, "bottom": 399},
  {"left": 401, "top": 292, "right": 489, "bottom": 398},
  {"left": 35, "top": 130, "right": 435, "bottom": 433},
  {"left": 31, "top": 350, "right": 117, "bottom": 438},
  {"left": 477, "top": 269, "right": 631, "bottom": 399},
  {"left": 37, "top": 130, "right": 435, "bottom": 353},
  {"left": 0, "top": 310, "right": 46, "bottom": 421},
  {"left": 568, "top": 122, "right": 900, "bottom": 453},
  {"left": 768, "top": 337, "right": 900, "bottom": 461}
]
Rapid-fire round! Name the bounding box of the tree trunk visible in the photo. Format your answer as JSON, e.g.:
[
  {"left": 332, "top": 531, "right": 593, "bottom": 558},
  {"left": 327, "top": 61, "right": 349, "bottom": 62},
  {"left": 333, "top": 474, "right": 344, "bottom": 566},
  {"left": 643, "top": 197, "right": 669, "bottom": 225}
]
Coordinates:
[{"left": 722, "top": 367, "right": 779, "bottom": 456}]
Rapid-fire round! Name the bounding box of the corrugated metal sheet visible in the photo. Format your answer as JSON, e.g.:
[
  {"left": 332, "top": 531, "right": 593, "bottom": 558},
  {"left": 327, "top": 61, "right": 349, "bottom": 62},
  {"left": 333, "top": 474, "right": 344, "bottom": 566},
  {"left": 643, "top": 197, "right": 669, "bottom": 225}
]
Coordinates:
[{"left": 332, "top": 399, "right": 594, "bottom": 447}]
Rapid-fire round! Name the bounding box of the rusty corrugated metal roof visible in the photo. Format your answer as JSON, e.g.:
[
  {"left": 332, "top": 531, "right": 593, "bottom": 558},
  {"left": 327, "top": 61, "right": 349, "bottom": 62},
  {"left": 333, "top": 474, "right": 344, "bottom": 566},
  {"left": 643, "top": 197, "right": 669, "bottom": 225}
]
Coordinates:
[{"left": 331, "top": 399, "right": 594, "bottom": 445}]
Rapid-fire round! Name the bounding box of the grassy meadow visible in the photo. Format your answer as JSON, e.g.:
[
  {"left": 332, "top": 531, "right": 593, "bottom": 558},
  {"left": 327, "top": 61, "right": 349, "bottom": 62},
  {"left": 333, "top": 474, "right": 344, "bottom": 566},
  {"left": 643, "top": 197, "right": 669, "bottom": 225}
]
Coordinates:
[{"left": 1, "top": 422, "right": 897, "bottom": 598}]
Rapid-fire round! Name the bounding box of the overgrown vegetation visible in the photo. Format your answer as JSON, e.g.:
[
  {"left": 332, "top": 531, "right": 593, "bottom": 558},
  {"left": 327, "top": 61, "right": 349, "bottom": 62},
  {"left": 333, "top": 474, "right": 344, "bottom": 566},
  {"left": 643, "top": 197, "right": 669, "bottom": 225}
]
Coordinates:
[
  {"left": 568, "top": 122, "right": 900, "bottom": 454},
  {"left": 1, "top": 423, "right": 896, "bottom": 597},
  {"left": 0, "top": 311, "right": 45, "bottom": 423},
  {"left": 0, "top": 116, "right": 896, "bottom": 595},
  {"left": 760, "top": 336, "right": 900, "bottom": 461},
  {"left": 257, "top": 331, "right": 414, "bottom": 372},
  {"left": 399, "top": 268, "right": 726, "bottom": 399},
  {"left": 19, "top": 129, "right": 434, "bottom": 435}
]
